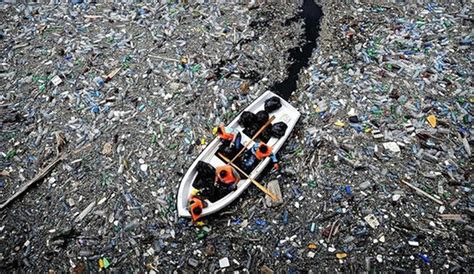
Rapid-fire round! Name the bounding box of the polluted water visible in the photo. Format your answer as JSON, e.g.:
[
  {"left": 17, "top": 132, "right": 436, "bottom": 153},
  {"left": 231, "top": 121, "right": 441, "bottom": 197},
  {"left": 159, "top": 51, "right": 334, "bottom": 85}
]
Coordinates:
[{"left": 0, "top": 0, "right": 473, "bottom": 273}]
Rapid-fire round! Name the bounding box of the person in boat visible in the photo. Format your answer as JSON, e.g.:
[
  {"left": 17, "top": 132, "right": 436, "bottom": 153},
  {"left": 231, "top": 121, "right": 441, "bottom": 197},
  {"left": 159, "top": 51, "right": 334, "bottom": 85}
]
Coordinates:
[
  {"left": 189, "top": 195, "right": 207, "bottom": 222},
  {"left": 215, "top": 165, "right": 240, "bottom": 191},
  {"left": 213, "top": 123, "right": 242, "bottom": 150},
  {"left": 242, "top": 142, "right": 279, "bottom": 172}
]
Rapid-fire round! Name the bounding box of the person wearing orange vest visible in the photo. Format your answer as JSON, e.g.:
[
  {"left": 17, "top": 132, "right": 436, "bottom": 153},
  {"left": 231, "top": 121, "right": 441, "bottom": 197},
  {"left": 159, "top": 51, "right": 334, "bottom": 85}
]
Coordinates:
[
  {"left": 213, "top": 123, "right": 242, "bottom": 150},
  {"left": 215, "top": 165, "right": 240, "bottom": 191},
  {"left": 189, "top": 196, "right": 206, "bottom": 222},
  {"left": 242, "top": 142, "right": 279, "bottom": 171}
]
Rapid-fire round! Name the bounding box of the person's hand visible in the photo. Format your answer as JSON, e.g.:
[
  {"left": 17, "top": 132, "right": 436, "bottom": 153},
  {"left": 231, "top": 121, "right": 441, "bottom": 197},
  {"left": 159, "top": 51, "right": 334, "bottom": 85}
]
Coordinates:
[{"left": 273, "top": 163, "right": 280, "bottom": 171}]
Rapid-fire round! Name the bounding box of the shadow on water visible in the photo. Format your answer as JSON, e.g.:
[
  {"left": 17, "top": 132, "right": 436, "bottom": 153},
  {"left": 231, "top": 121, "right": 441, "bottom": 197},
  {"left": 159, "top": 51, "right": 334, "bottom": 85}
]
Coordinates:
[{"left": 271, "top": 0, "right": 323, "bottom": 101}]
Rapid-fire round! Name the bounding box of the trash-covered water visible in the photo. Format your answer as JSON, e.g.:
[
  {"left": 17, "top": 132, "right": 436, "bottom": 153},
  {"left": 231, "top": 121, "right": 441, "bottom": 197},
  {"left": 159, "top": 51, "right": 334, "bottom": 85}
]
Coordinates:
[
  {"left": 271, "top": 0, "right": 323, "bottom": 100},
  {"left": 1, "top": 1, "right": 472, "bottom": 272}
]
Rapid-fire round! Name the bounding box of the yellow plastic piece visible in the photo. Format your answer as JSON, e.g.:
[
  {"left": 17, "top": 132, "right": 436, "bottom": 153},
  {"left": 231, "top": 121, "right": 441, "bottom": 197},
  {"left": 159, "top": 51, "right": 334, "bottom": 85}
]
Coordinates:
[
  {"left": 427, "top": 114, "right": 437, "bottom": 128},
  {"left": 190, "top": 188, "right": 199, "bottom": 196},
  {"left": 308, "top": 243, "right": 318, "bottom": 249},
  {"left": 334, "top": 120, "right": 346, "bottom": 127},
  {"left": 336, "top": 252, "right": 348, "bottom": 259}
]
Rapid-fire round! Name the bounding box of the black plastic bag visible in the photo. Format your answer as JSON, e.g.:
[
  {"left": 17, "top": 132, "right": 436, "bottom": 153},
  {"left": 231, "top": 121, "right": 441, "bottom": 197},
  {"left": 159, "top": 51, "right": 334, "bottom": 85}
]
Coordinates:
[
  {"left": 243, "top": 124, "right": 259, "bottom": 137},
  {"left": 260, "top": 125, "right": 273, "bottom": 143},
  {"left": 238, "top": 111, "right": 257, "bottom": 128},
  {"left": 264, "top": 96, "right": 282, "bottom": 113},
  {"left": 271, "top": 122, "right": 288, "bottom": 138},
  {"left": 255, "top": 110, "right": 269, "bottom": 127},
  {"left": 196, "top": 161, "right": 215, "bottom": 180},
  {"left": 200, "top": 185, "right": 232, "bottom": 202}
]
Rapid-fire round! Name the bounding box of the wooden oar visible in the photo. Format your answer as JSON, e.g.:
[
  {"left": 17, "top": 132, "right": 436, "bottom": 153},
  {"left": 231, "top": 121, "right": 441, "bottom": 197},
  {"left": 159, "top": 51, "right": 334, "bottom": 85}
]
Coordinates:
[
  {"left": 218, "top": 153, "right": 278, "bottom": 201},
  {"left": 230, "top": 116, "right": 275, "bottom": 163}
]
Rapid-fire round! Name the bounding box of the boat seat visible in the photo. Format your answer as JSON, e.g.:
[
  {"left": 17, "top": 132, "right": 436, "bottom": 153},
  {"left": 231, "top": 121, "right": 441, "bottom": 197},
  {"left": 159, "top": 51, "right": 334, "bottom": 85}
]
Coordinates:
[{"left": 208, "top": 155, "right": 226, "bottom": 168}]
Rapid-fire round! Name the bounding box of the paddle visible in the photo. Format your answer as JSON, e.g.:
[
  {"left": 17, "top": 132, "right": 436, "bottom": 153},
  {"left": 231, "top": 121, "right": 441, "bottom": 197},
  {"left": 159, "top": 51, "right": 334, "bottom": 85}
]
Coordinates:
[
  {"left": 218, "top": 153, "right": 278, "bottom": 202},
  {"left": 230, "top": 116, "right": 275, "bottom": 163}
]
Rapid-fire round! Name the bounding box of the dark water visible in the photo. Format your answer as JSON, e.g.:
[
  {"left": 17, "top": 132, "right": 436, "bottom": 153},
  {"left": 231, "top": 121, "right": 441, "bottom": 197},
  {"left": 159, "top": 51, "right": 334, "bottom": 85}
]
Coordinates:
[{"left": 271, "top": 0, "right": 323, "bottom": 100}]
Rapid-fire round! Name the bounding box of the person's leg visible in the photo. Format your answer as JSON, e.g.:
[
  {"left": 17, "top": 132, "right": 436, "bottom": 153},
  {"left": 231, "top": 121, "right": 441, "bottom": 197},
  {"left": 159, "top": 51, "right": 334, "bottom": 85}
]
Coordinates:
[
  {"left": 234, "top": 132, "right": 242, "bottom": 150},
  {"left": 242, "top": 153, "right": 256, "bottom": 173}
]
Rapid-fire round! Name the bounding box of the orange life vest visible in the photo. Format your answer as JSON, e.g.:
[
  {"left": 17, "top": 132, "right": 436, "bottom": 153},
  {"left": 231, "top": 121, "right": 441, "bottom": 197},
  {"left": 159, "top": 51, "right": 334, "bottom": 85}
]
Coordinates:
[
  {"left": 218, "top": 125, "right": 234, "bottom": 142},
  {"left": 189, "top": 197, "right": 204, "bottom": 221},
  {"left": 216, "top": 165, "right": 237, "bottom": 185},
  {"left": 255, "top": 144, "right": 272, "bottom": 160}
]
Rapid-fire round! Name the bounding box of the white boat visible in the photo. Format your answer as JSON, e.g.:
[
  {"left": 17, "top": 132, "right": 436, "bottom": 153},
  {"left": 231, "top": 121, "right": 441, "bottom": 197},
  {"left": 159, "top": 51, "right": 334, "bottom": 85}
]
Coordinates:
[{"left": 176, "top": 91, "right": 301, "bottom": 218}]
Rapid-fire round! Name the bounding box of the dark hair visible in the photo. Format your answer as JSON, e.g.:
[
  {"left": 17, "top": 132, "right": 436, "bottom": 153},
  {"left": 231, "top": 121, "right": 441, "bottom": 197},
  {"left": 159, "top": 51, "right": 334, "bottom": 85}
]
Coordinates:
[
  {"left": 219, "top": 170, "right": 227, "bottom": 178},
  {"left": 192, "top": 207, "right": 202, "bottom": 215},
  {"left": 217, "top": 127, "right": 223, "bottom": 134},
  {"left": 259, "top": 145, "right": 268, "bottom": 153}
]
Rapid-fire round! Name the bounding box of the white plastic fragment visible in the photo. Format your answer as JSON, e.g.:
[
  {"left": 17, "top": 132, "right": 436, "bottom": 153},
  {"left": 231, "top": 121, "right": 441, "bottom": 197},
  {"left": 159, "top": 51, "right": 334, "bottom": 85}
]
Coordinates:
[
  {"left": 140, "top": 164, "right": 148, "bottom": 172},
  {"left": 265, "top": 180, "right": 283, "bottom": 207},
  {"left": 383, "top": 142, "right": 401, "bottom": 153},
  {"left": 379, "top": 235, "right": 385, "bottom": 243},
  {"left": 97, "top": 197, "right": 107, "bottom": 205},
  {"left": 372, "top": 129, "right": 384, "bottom": 139},
  {"left": 51, "top": 75, "right": 62, "bottom": 86},
  {"left": 75, "top": 201, "right": 96, "bottom": 223},
  {"left": 147, "top": 247, "right": 155, "bottom": 255},
  {"left": 364, "top": 214, "right": 380, "bottom": 229},
  {"left": 376, "top": 254, "right": 383, "bottom": 263},
  {"left": 219, "top": 257, "right": 230, "bottom": 268}
]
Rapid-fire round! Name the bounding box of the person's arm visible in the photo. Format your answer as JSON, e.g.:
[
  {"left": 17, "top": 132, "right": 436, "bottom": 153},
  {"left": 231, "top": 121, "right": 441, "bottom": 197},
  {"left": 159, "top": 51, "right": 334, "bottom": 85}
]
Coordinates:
[
  {"left": 251, "top": 142, "right": 259, "bottom": 154},
  {"left": 232, "top": 168, "right": 240, "bottom": 183},
  {"left": 269, "top": 153, "right": 278, "bottom": 163},
  {"left": 226, "top": 127, "right": 238, "bottom": 143},
  {"left": 270, "top": 153, "right": 279, "bottom": 170}
]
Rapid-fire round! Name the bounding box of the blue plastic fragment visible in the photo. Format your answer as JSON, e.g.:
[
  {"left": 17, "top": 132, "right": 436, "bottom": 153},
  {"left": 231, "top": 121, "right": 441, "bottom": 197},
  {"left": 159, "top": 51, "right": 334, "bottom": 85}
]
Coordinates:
[
  {"left": 426, "top": 3, "right": 436, "bottom": 12},
  {"left": 91, "top": 105, "right": 100, "bottom": 113},
  {"left": 345, "top": 185, "right": 352, "bottom": 196},
  {"left": 282, "top": 210, "right": 289, "bottom": 224},
  {"left": 256, "top": 219, "right": 267, "bottom": 227},
  {"left": 332, "top": 192, "right": 342, "bottom": 202},
  {"left": 231, "top": 218, "right": 242, "bottom": 225},
  {"left": 95, "top": 77, "right": 105, "bottom": 88},
  {"left": 418, "top": 253, "right": 430, "bottom": 264},
  {"left": 284, "top": 249, "right": 294, "bottom": 260}
]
